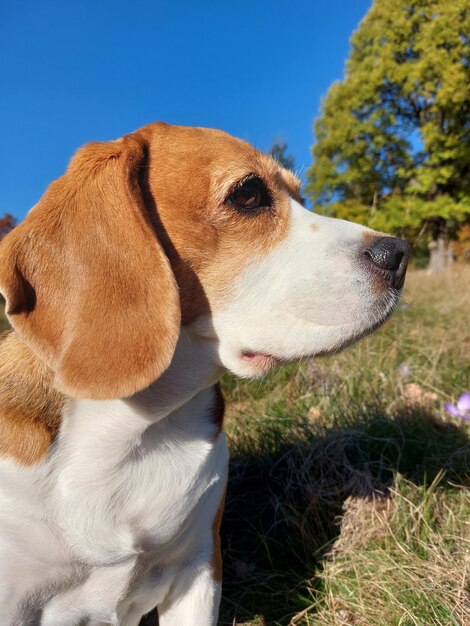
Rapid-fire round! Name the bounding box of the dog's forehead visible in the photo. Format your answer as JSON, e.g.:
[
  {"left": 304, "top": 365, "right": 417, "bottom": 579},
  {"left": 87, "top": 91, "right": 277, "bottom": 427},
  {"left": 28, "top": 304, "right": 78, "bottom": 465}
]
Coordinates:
[
  {"left": 147, "top": 121, "right": 261, "bottom": 163},
  {"left": 144, "top": 122, "right": 302, "bottom": 200}
]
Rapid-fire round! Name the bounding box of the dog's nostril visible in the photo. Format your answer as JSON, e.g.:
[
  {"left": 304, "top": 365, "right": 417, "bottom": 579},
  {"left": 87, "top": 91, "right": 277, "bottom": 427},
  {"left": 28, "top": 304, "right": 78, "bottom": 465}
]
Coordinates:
[
  {"left": 364, "top": 236, "right": 411, "bottom": 288},
  {"left": 364, "top": 237, "right": 409, "bottom": 272}
]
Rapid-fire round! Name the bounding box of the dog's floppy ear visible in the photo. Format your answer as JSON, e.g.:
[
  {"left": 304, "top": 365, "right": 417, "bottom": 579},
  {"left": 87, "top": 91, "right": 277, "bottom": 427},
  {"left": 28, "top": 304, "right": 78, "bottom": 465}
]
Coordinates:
[{"left": 0, "top": 131, "right": 180, "bottom": 399}]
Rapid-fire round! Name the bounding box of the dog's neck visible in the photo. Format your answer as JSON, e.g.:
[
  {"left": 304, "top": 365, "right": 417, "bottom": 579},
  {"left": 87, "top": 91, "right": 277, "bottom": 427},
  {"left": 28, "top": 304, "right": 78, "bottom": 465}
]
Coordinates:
[
  {"left": 0, "top": 327, "right": 223, "bottom": 468},
  {"left": 128, "top": 326, "right": 223, "bottom": 420}
]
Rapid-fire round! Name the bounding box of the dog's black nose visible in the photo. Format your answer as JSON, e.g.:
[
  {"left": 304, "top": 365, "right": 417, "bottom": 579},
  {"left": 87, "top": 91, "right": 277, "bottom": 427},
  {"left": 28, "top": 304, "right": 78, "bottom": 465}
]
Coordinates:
[{"left": 364, "top": 236, "right": 411, "bottom": 289}]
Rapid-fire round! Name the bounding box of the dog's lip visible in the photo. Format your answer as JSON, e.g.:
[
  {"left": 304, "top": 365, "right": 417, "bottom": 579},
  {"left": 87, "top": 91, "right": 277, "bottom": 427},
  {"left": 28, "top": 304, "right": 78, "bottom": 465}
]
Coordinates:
[{"left": 240, "top": 350, "right": 283, "bottom": 367}]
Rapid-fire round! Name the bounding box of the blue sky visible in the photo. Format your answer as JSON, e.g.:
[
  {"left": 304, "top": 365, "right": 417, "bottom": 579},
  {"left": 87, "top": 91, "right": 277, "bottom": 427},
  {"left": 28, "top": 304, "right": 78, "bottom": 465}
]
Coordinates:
[{"left": 1, "top": 0, "right": 371, "bottom": 220}]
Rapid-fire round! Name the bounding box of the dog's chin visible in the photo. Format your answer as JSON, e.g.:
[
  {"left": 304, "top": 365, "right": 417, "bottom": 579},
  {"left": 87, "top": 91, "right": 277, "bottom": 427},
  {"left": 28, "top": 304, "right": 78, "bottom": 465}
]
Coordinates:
[
  {"left": 217, "top": 348, "right": 284, "bottom": 379},
  {"left": 238, "top": 351, "right": 285, "bottom": 377},
  {"left": 224, "top": 297, "right": 400, "bottom": 379}
]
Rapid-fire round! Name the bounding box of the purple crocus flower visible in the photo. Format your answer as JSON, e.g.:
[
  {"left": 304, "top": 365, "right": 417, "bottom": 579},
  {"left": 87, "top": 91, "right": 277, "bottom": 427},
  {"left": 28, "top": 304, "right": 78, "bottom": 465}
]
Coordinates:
[
  {"left": 445, "top": 393, "right": 470, "bottom": 420},
  {"left": 398, "top": 363, "right": 411, "bottom": 378}
]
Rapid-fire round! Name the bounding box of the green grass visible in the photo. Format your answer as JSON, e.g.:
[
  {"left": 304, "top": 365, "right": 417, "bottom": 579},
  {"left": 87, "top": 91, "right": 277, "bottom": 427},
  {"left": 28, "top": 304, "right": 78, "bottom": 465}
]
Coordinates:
[{"left": 220, "top": 267, "right": 470, "bottom": 626}]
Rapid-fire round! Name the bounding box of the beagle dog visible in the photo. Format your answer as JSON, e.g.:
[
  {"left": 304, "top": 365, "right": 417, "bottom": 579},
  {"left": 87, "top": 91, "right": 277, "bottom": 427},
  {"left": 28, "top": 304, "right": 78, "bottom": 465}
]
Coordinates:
[{"left": 0, "top": 122, "right": 410, "bottom": 626}]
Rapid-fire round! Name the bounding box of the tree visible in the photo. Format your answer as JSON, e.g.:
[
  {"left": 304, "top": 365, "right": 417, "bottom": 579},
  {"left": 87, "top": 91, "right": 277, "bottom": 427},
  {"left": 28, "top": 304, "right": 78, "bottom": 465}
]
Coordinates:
[
  {"left": 307, "top": 0, "right": 470, "bottom": 252},
  {"left": 0, "top": 214, "right": 15, "bottom": 241},
  {"left": 0, "top": 213, "right": 15, "bottom": 307},
  {"left": 269, "top": 139, "right": 295, "bottom": 171}
]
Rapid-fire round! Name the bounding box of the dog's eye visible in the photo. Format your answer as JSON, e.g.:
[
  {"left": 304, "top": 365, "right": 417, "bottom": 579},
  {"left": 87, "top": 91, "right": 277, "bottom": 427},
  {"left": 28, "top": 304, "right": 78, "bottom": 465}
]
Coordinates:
[{"left": 228, "top": 177, "right": 271, "bottom": 213}]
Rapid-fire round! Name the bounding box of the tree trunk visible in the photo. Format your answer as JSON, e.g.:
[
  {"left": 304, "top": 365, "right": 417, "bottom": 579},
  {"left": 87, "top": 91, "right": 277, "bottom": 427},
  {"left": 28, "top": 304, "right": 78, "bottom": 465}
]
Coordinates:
[{"left": 427, "top": 235, "right": 450, "bottom": 274}]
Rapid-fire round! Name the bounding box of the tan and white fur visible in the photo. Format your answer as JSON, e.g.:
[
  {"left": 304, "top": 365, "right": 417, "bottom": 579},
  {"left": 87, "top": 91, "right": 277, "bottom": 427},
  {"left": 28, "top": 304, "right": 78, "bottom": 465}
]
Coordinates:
[{"left": 0, "top": 122, "right": 409, "bottom": 625}]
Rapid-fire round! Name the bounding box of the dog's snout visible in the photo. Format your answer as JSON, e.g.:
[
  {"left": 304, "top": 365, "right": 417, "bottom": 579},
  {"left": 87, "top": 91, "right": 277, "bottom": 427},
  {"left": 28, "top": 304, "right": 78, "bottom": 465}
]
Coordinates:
[{"left": 364, "top": 236, "right": 411, "bottom": 289}]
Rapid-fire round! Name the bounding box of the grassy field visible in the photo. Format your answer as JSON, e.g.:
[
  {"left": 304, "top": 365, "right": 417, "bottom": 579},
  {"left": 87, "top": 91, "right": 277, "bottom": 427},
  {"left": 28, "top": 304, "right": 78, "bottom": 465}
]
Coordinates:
[{"left": 1, "top": 269, "right": 469, "bottom": 625}]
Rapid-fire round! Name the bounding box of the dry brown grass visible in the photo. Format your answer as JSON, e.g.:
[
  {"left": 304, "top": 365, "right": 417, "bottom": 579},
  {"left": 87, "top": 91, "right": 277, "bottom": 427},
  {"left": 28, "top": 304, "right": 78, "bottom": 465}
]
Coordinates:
[{"left": 311, "top": 479, "right": 470, "bottom": 626}]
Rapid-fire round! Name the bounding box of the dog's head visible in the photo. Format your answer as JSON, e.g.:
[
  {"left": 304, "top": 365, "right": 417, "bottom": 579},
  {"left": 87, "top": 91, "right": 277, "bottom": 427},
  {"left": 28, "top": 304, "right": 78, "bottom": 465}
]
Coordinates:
[{"left": 0, "top": 122, "right": 410, "bottom": 398}]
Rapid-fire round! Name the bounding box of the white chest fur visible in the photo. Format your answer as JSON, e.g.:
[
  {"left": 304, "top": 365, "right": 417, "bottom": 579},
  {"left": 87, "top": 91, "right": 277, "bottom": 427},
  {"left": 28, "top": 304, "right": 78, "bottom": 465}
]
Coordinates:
[{"left": 0, "top": 384, "right": 228, "bottom": 625}]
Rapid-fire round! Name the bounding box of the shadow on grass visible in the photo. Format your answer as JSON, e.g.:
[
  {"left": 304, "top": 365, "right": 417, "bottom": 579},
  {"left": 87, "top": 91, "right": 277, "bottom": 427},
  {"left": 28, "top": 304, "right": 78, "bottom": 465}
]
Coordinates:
[{"left": 219, "top": 406, "right": 470, "bottom": 625}]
